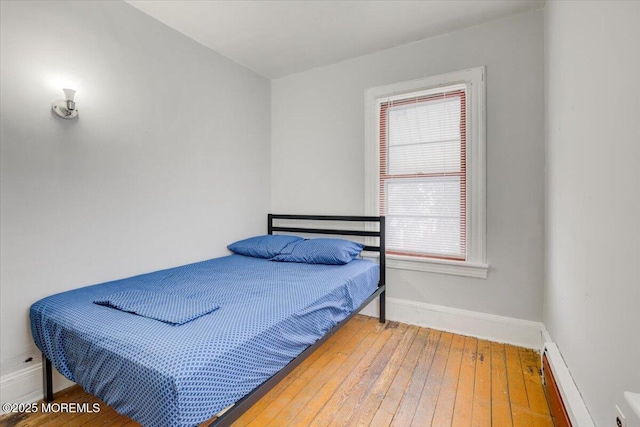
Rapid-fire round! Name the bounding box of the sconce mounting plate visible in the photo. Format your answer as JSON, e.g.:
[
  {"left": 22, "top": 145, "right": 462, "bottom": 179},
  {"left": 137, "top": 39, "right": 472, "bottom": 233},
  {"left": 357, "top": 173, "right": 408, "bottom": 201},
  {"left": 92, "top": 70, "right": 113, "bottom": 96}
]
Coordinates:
[{"left": 52, "top": 100, "right": 78, "bottom": 119}]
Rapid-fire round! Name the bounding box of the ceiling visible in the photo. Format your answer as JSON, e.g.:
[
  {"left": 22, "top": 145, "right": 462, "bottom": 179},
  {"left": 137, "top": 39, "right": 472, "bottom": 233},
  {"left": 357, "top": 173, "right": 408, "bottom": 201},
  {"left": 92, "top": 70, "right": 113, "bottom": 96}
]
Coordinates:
[{"left": 126, "top": 0, "right": 544, "bottom": 79}]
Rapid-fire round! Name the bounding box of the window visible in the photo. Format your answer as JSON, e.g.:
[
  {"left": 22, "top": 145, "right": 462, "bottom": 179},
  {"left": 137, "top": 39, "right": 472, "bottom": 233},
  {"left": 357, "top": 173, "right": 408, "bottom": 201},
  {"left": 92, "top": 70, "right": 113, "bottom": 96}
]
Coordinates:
[
  {"left": 365, "top": 67, "right": 487, "bottom": 278},
  {"left": 381, "top": 86, "right": 466, "bottom": 260}
]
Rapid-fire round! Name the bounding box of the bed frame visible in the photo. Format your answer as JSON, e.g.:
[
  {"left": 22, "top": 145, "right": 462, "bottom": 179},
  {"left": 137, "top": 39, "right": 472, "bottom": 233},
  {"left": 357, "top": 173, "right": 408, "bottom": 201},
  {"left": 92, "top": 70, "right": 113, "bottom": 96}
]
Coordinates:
[{"left": 42, "top": 214, "right": 386, "bottom": 427}]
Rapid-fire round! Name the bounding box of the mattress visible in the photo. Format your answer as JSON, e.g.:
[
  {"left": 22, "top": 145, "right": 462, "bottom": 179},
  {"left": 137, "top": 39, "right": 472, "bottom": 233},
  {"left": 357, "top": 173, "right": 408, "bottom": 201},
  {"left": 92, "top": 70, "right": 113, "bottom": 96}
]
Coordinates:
[{"left": 30, "top": 254, "right": 379, "bottom": 427}]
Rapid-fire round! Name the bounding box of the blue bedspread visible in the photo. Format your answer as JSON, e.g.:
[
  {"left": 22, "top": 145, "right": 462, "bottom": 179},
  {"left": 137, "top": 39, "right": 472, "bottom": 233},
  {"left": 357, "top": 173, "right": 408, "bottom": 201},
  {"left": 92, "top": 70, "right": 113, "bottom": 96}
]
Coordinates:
[{"left": 30, "top": 255, "right": 379, "bottom": 427}]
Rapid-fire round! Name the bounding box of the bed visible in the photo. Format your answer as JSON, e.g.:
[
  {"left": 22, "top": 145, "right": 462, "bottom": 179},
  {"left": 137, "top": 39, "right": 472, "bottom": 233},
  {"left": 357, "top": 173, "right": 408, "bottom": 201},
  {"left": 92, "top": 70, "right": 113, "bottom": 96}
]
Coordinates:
[{"left": 31, "top": 214, "right": 386, "bottom": 427}]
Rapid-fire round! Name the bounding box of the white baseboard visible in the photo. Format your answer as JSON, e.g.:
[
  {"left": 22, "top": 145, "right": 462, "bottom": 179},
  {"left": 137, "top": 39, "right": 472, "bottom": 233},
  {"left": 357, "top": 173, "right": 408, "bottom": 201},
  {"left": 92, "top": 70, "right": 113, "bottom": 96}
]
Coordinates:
[
  {"left": 541, "top": 324, "right": 552, "bottom": 345},
  {"left": 361, "top": 296, "right": 545, "bottom": 349},
  {"left": 543, "top": 342, "right": 596, "bottom": 427},
  {"left": 0, "top": 362, "right": 75, "bottom": 413},
  {"left": 0, "top": 364, "right": 42, "bottom": 409}
]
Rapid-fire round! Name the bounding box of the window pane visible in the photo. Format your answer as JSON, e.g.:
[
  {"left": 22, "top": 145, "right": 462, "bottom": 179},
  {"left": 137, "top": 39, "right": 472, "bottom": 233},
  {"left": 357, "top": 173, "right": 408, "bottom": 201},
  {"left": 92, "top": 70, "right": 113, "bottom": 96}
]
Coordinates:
[
  {"left": 387, "top": 216, "right": 461, "bottom": 256},
  {"left": 388, "top": 97, "right": 461, "bottom": 146},
  {"left": 385, "top": 177, "right": 462, "bottom": 257}
]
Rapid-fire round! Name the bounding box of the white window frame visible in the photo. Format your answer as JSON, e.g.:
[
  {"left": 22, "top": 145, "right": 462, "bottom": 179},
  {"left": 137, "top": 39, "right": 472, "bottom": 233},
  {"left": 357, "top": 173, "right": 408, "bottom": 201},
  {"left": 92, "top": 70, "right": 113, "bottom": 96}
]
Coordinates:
[{"left": 364, "top": 67, "right": 488, "bottom": 279}]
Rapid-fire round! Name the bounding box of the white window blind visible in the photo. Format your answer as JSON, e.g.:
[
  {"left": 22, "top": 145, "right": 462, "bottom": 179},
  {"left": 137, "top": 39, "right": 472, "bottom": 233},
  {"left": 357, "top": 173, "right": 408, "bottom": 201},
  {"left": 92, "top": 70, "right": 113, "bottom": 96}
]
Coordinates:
[{"left": 379, "top": 84, "right": 467, "bottom": 260}]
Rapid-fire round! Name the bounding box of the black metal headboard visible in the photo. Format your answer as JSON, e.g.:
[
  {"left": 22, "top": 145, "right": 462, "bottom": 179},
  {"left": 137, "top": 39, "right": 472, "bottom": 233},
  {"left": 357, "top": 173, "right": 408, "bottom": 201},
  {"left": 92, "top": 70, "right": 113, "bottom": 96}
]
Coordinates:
[{"left": 267, "top": 214, "right": 386, "bottom": 288}]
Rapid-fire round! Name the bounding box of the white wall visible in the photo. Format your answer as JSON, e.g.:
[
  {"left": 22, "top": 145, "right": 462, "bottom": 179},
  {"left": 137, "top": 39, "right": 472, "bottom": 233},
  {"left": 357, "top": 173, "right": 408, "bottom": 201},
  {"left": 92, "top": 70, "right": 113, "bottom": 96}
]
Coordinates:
[
  {"left": 0, "top": 0, "right": 270, "bottom": 391},
  {"left": 272, "top": 10, "right": 545, "bottom": 321},
  {"left": 544, "top": 2, "right": 640, "bottom": 426}
]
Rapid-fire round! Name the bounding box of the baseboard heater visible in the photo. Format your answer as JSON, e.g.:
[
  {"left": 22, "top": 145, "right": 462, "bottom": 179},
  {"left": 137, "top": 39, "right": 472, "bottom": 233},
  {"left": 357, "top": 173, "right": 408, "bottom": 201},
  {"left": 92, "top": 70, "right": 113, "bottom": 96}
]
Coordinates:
[{"left": 542, "top": 343, "right": 595, "bottom": 427}]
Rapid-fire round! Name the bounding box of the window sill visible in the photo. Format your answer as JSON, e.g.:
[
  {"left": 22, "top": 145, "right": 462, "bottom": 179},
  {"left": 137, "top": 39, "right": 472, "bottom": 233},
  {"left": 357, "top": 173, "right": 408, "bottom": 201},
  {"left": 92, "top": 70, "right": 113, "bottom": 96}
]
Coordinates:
[{"left": 362, "top": 253, "right": 488, "bottom": 279}]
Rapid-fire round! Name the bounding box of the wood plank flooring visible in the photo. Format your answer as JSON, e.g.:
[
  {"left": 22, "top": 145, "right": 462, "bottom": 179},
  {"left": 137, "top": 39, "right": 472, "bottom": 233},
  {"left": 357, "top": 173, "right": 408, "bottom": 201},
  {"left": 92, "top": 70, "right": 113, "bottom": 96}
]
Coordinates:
[{"left": 0, "top": 315, "right": 553, "bottom": 427}]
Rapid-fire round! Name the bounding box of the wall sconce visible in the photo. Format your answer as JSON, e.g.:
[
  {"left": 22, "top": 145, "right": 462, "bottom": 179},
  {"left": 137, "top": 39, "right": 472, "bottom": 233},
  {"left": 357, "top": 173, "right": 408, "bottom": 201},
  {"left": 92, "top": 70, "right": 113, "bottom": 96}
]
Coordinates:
[{"left": 52, "top": 84, "right": 78, "bottom": 119}]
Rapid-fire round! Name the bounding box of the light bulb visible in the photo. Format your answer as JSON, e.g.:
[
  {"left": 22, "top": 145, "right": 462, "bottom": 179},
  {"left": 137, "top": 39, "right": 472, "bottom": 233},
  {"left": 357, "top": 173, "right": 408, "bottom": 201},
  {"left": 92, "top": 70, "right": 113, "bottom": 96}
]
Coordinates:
[{"left": 63, "top": 88, "right": 76, "bottom": 102}]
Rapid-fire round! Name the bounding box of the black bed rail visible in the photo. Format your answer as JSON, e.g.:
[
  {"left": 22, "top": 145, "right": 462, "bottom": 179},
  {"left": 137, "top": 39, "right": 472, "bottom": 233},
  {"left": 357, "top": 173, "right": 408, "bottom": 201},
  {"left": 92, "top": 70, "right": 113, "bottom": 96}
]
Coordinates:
[
  {"left": 269, "top": 226, "right": 379, "bottom": 238},
  {"left": 269, "top": 214, "right": 382, "bottom": 222},
  {"left": 208, "top": 285, "right": 385, "bottom": 427}
]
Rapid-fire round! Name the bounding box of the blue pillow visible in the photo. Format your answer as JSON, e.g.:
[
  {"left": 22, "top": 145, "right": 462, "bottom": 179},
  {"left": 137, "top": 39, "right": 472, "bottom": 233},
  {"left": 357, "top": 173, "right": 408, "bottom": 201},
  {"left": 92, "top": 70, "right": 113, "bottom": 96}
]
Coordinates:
[
  {"left": 272, "top": 238, "right": 365, "bottom": 265},
  {"left": 227, "top": 235, "right": 303, "bottom": 259}
]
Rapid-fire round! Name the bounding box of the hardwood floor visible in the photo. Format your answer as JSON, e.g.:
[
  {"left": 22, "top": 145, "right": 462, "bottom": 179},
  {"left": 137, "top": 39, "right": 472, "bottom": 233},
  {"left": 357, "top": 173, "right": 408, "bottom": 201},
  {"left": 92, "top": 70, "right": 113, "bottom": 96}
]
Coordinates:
[{"left": 0, "top": 315, "right": 553, "bottom": 427}]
